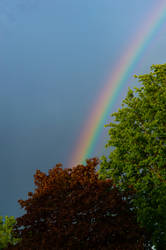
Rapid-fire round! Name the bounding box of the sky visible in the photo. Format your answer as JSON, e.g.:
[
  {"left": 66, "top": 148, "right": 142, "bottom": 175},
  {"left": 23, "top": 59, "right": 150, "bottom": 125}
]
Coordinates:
[{"left": 0, "top": 0, "right": 166, "bottom": 220}]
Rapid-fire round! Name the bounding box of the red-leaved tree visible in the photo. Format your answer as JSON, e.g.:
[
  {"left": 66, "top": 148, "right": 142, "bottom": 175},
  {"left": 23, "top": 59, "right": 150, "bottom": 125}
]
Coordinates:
[{"left": 5, "top": 158, "right": 150, "bottom": 249}]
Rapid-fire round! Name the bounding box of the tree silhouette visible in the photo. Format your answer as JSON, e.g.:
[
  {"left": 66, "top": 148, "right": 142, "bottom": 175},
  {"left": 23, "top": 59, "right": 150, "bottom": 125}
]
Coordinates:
[{"left": 5, "top": 158, "right": 149, "bottom": 249}]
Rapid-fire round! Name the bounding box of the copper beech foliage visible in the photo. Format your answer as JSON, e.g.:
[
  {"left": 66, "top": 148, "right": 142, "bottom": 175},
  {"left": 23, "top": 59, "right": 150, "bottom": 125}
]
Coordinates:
[{"left": 5, "top": 158, "right": 149, "bottom": 249}]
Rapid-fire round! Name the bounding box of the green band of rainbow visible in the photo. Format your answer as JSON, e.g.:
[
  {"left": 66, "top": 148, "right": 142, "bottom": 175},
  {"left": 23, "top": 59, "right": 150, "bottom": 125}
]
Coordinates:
[{"left": 69, "top": 0, "right": 166, "bottom": 167}]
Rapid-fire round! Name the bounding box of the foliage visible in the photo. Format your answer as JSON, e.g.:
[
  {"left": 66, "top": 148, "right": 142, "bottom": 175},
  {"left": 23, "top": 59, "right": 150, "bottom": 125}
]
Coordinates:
[
  {"left": 0, "top": 216, "right": 22, "bottom": 249},
  {"left": 98, "top": 63, "right": 166, "bottom": 249},
  {"left": 4, "top": 158, "right": 149, "bottom": 249}
]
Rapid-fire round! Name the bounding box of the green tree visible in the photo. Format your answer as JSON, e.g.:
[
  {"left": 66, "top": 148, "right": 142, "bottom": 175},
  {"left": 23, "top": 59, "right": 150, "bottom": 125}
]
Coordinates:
[
  {"left": 0, "top": 216, "right": 22, "bottom": 249},
  {"left": 98, "top": 63, "right": 166, "bottom": 249}
]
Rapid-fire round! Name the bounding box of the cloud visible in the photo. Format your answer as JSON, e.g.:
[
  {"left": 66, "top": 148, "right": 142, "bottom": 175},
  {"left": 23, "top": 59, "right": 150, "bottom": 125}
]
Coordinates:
[{"left": 0, "top": 0, "right": 39, "bottom": 28}]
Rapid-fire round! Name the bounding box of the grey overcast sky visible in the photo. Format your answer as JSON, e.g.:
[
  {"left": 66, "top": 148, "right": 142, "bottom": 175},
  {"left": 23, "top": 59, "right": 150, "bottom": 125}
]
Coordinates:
[{"left": 0, "top": 0, "right": 166, "bottom": 220}]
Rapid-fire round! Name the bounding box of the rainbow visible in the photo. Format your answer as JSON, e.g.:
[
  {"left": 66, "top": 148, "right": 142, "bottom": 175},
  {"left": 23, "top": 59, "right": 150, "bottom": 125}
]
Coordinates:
[{"left": 68, "top": 0, "right": 166, "bottom": 167}]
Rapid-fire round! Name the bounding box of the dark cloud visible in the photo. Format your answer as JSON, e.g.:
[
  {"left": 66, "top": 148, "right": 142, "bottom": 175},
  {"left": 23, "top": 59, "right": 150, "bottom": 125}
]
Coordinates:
[{"left": 0, "top": 0, "right": 38, "bottom": 26}]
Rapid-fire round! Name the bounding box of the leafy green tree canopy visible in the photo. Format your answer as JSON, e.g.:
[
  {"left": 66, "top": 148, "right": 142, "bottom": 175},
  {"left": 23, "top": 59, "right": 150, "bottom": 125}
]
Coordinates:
[
  {"left": 0, "top": 216, "right": 21, "bottom": 249},
  {"left": 98, "top": 63, "right": 166, "bottom": 249}
]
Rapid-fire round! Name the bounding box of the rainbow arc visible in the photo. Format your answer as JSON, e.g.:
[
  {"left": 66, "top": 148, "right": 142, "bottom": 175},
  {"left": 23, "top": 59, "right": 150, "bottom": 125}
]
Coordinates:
[{"left": 68, "top": 0, "right": 166, "bottom": 167}]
